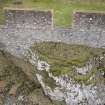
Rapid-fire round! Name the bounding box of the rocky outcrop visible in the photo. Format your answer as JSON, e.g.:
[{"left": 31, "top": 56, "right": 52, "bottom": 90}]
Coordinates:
[{"left": 26, "top": 43, "right": 105, "bottom": 105}]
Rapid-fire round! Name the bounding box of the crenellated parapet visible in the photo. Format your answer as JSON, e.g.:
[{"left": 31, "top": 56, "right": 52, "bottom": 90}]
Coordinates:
[
  {"left": 1, "top": 8, "right": 105, "bottom": 57},
  {"left": 4, "top": 8, "right": 53, "bottom": 30},
  {"left": 73, "top": 11, "right": 105, "bottom": 31}
]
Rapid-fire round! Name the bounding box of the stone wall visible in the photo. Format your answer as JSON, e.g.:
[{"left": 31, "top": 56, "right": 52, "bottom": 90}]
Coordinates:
[
  {"left": 1, "top": 9, "right": 105, "bottom": 57},
  {"left": 5, "top": 9, "right": 53, "bottom": 30},
  {"left": 73, "top": 11, "right": 105, "bottom": 31},
  {"left": 0, "top": 25, "right": 105, "bottom": 57}
]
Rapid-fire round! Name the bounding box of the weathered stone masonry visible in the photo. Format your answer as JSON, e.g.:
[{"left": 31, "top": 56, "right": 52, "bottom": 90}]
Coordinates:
[
  {"left": 73, "top": 11, "right": 105, "bottom": 31},
  {"left": 0, "top": 9, "right": 105, "bottom": 57},
  {"left": 5, "top": 9, "right": 53, "bottom": 30}
]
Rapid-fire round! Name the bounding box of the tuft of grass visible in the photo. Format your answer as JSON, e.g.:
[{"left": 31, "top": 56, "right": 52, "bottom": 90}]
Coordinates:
[
  {"left": 38, "top": 70, "right": 57, "bottom": 89},
  {"left": 31, "top": 42, "right": 105, "bottom": 84},
  {"left": 31, "top": 42, "right": 94, "bottom": 66},
  {"left": 74, "top": 67, "right": 97, "bottom": 84}
]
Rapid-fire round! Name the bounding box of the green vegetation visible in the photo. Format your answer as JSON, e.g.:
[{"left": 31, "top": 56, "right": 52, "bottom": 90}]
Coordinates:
[
  {"left": 0, "top": 49, "right": 55, "bottom": 105},
  {"left": 1, "top": 0, "right": 105, "bottom": 26},
  {"left": 0, "top": 50, "right": 40, "bottom": 96},
  {"left": 38, "top": 70, "right": 57, "bottom": 89},
  {"left": 74, "top": 67, "right": 97, "bottom": 84},
  {"left": 31, "top": 42, "right": 105, "bottom": 83},
  {"left": 29, "top": 88, "right": 53, "bottom": 105}
]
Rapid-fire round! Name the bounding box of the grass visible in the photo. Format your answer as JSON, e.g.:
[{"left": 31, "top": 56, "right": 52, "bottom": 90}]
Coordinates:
[
  {"left": 0, "top": 49, "right": 55, "bottom": 105},
  {"left": 38, "top": 70, "right": 57, "bottom": 89},
  {"left": 31, "top": 42, "right": 105, "bottom": 83},
  {"left": 29, "top": 88, "right": 54, "bottom": 105},
  {"left": 74, "top": 67, "right": 97, "bottom": 84},
  {"left": 0, "top": 50, "right": 40, "bottom": 96},
  {"left": 1, "top": 0, "right": 105, "bottom": 26}
]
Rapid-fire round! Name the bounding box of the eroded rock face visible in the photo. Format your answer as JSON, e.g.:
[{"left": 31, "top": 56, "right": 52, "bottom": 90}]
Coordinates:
[{"left": 27, "top": 49, "right": 105, "bottom": 105}]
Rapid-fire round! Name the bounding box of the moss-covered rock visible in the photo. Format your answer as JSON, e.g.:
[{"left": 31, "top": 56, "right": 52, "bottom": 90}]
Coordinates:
[{"left": 31, "top": 42, "right": 105, "bottom": 83}]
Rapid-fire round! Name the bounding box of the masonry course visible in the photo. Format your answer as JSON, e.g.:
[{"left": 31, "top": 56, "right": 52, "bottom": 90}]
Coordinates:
[{"left": 0, "top": 9, "right": 105, "bottom": 57}]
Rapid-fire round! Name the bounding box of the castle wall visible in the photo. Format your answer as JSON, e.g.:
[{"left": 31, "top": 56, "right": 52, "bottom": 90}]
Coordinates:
[
  {"left": 0, "top": 9, "right": 105, "bottom": 57},
  {"left": 0, "top": 25, "right": 104, "bottom": 57}
]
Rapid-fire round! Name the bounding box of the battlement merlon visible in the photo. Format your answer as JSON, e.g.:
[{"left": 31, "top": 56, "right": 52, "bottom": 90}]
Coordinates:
[
  {"left": 4, "top": 8, "right": 53, "bottom": 30},
  {"left": 73, "top": 11, "right": 105, "bottom": 31}
]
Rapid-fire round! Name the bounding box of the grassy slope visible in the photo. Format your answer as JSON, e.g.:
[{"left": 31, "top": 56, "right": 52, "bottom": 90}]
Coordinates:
[
  {"left": 0, "top": 50, "right": 54, "bottom": 105},
  {"left": 31, "top": 42, "right": 105, "bottom": 84},
  {"left": 0, "top": 50, "right": 39, "bottom": 94},
  {"left": 1, "top": 0, "right": 105, "bottom": 26}
]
